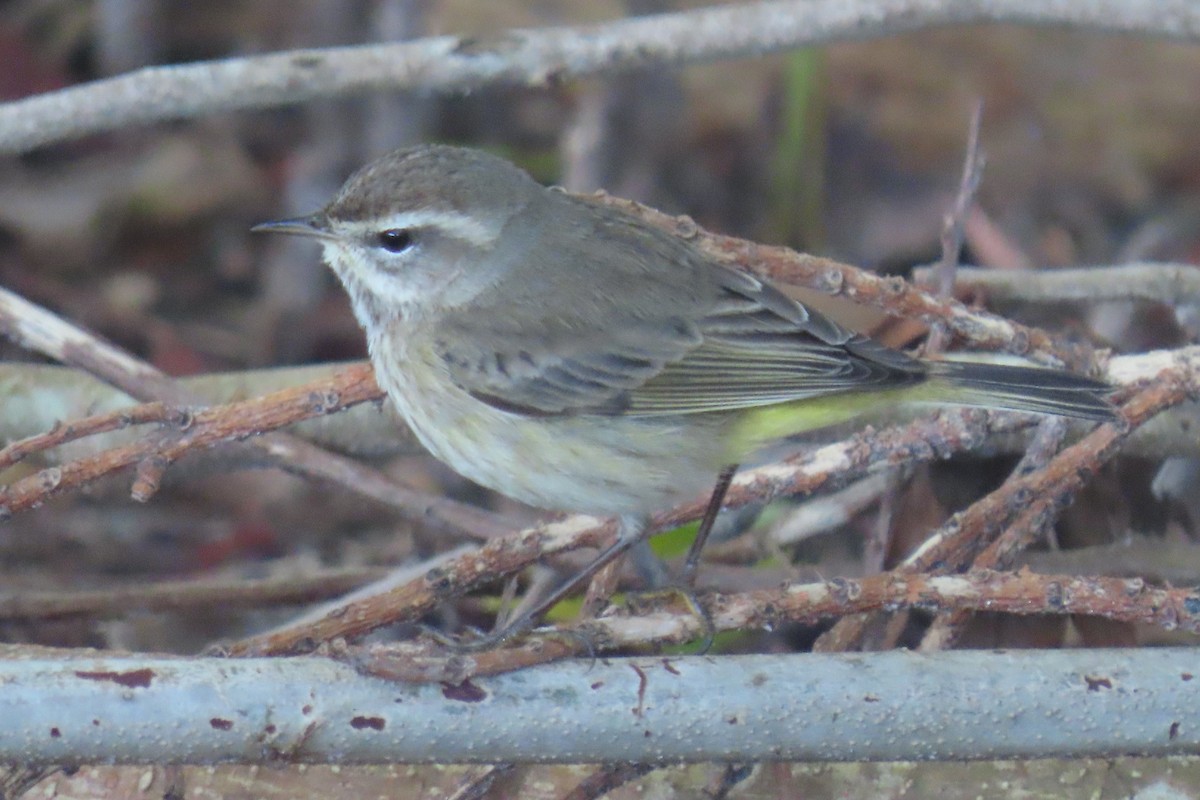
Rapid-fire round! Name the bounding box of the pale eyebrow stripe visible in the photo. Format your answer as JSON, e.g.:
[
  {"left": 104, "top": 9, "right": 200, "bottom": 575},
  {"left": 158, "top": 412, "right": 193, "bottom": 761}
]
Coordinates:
[{"left": 342, "top": 210, "right": 495, "bottom": 246}]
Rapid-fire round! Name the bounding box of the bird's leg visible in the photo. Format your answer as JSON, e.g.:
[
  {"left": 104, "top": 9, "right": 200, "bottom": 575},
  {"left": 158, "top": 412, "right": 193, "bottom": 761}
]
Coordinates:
[
  {"left": 452, "top": 460, "right": 737, "bottom": 652},
  {"left": 626, "top": 464, "right": 736, "bottom": 653},
  {"left": 450, "top": 514, "right": 648, "bottom": 651},
  {"left": 681, "top": 463, "right": 738, "bottom": 587}
]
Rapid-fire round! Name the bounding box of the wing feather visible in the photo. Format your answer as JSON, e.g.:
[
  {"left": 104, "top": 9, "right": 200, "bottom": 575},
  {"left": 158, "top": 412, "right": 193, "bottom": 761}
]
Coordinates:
[{"left": 434, "top": 201, "right": 925, "bottom": 417}]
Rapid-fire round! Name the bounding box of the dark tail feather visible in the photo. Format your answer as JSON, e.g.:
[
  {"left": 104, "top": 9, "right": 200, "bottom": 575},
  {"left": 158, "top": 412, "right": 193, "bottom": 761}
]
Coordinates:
[{"left": 929, "top": 361, "right": 1117, "bottom": 421}]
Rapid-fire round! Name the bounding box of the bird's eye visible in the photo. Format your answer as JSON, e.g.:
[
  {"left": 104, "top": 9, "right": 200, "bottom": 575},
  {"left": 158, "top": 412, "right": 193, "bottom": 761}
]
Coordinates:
[{"left": 377, "top": 229, "right": 414, "bottom": 253}]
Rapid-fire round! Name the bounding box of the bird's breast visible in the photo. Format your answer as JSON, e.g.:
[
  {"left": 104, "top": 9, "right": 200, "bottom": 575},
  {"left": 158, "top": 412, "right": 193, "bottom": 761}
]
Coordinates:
[{"left": 366, "top": 327, "right": 723, "bottom": 515}]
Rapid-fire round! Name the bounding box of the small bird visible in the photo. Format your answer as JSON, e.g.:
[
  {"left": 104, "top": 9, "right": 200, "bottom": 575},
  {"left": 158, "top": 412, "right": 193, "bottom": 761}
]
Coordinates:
[{"left": 255, "top": 144, "right": 1115, "bottom": 641}]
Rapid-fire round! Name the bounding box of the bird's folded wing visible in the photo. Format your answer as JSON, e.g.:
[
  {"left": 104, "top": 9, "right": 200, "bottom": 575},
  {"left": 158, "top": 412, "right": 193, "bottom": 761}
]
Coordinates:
[{"left": 439, "top": 268, "right": 926, "bottom": 417}]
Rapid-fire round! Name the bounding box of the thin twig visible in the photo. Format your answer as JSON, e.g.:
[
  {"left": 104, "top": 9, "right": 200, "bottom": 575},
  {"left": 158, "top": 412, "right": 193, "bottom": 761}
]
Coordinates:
[
  {"left": 919, "top": 415, "right": 1069, "bottom": 651},
  {"left": 0, "top": 365, "right": 508, "bottom": 542},
  {"left": 862, "top": 471, "right": 903, "bottom": 576},
  {"left": 3, "top": 0, "right": 1200, "bottom": 154},
  {"left": 769, "top": 473, "right": 892, "bottom": 548},
  {"left": 927, "top": 101, "right": 985, "bottom": 353},
  {"left": 913, "top": 262, "right": 1200, "bottom": 306},
  {"left": 815, "top": 370, "right": 1187, "bottom": 652},
  {"left": 0, "top": 361, "right": 422, "bottom": 463},
  {"left": 936, "top": 101, "right": 986, "bottom": 299},
  {"left": 227, "top": 514, "right": 618, "bottom": 656},
  {"left": 0, "top": 365, "right": 378, "bottom": 515},
  {"left": 0, "top": 402, "right": 181, "bottom": 473},
  {"left": 0, "top": 288, "right": 508, "bottom": 539},
  {"left": 353, "top": 570, "right": 1200, "bottom": 681},
  {"left": 608, "top": 197, "right": 1100, "bottom": 370},
  {"left": 1020, "top": 539, "right": 1200, "bottom": 584},
  {"left": 562, "top": 764, "right": 657, "bottom": 800},
  {"left": 446, "top": 765, "right": 518, "bottom": 800},
  {"left": 963, "top": 206, "right": 1034, "bottom": 270},
  {"left": 0, "top": 568, "right": 387, "bottom": 621}
]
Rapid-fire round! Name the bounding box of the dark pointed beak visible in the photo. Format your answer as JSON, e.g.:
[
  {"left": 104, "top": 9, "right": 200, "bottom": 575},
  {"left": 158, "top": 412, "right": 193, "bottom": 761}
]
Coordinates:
[{"left": 251, "top": 215, "right": 334, "bottom": 239}]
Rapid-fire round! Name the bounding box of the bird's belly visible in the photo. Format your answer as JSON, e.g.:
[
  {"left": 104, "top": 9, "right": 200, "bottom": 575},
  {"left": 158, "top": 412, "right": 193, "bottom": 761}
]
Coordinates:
[{"left": 374, "top": 343, "right": 723, "bottom": 515}]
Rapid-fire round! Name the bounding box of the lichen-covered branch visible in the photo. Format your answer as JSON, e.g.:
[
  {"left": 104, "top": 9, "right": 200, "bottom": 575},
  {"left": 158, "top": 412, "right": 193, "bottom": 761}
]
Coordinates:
[
  {"left": 0, "top": 287, "right": 512, "bottom": 539},
  {"left": 0, "top": 362, "right": 413, "bottom": 462},
  {"left": 815, "top": 363, "right": 1189, "bottom": 651},
  {"left": 354, "top": 570, "right": 1200, "bottom": 681},
  {"left": 0, "top": 363, "right": 506, "bottom": 540}
]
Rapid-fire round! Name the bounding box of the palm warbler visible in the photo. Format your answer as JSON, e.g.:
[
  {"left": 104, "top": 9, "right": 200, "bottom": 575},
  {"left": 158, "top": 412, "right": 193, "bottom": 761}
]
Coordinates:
[{"left": 255, "top": 145, "right": 1115, "bottom": 640}]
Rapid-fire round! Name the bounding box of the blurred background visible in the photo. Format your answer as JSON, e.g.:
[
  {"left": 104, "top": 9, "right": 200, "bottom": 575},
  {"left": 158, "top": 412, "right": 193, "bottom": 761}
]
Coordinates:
[{"left": 0, "top": 0, "right": 1197, "bottom": 658}]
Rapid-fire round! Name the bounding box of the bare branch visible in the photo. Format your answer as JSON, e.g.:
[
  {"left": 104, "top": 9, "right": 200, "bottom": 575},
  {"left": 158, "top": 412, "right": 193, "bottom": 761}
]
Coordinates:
[
  {"left": 0, "top": 364, "right": 508, "bottom": 540},
  {"left": 608, "top": 197, "right": 1101, "bottom": 369},
  {"left": 0, "top": 401, "right": 181, "bottom": 473},
  {"left": 816, "top": 360, "right": 1187, "bottom": 651},
  {"left": 228, "top": 514, "right": 617, "bottom": 655},
  {"left": 926, "top": 101, "right": 985, "bottom": 352},
  {"left": 919, "top": 415, "right": 1070, "bottom": 650},
  {"left": 0, "top": 364, "right": 377, "bottom": 514},
  {"left": 0, "top": 568, "right": 386, "bottom": 622},
  {"left": 2, "top": 0, "right": 1200, "bottom": 154},
  {"left": 355, "top": 570, "right": 1200, "bottom": 681},
  {"left": 0, "top": 286, "right": 507, "bottom": 539},
  {"left": 913, "top": 262, "right": 1200, "bottom": 306},
  {"left": 0, "top": 362, "right": 416, "bottom": 461}
]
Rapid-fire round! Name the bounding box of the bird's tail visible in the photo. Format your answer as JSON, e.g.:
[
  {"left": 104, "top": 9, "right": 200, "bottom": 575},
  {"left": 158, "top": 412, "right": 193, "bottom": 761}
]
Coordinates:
[{"left": 927, "top": 360, "right": 1117, "bottom": 421}]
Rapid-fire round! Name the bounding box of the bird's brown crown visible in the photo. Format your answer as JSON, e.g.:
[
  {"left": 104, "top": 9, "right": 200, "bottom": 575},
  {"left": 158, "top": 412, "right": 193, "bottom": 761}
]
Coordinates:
[{"left": 323, "top": 144, "right": 540, "bottom": 224}]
